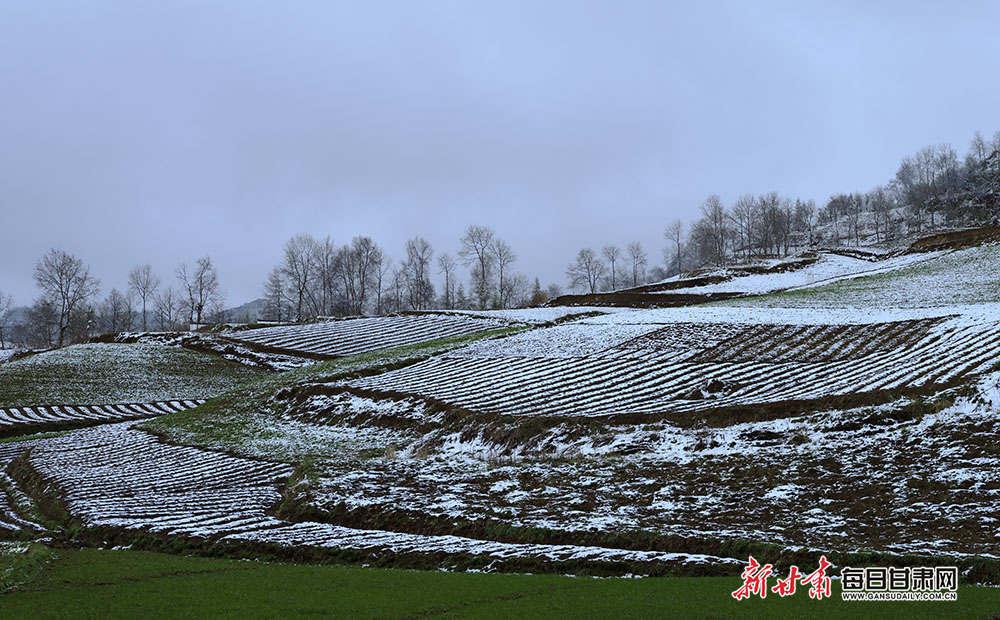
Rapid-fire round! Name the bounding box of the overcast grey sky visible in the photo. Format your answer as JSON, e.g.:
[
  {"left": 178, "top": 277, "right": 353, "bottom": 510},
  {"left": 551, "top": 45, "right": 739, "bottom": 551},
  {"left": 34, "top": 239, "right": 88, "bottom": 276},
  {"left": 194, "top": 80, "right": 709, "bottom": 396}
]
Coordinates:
[{"left": 2, "top": 0, "right": 999, "bottom": 306}]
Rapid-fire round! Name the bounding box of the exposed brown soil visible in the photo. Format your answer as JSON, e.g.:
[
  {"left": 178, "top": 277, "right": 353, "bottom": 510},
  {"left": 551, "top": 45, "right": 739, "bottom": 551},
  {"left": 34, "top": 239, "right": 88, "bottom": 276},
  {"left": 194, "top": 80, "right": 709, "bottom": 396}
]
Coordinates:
[
  {"left": 619, "top": 274, "right": 731, "bottom": 293},
  {"left": 546, "top": 291, "right": 745, "bottom": 308},
  {"left": 906, "top": 225, "right": 1000, "bottom": 253},
  {"left": 822, "top": 247, "right": 882, "bottom": 261}
]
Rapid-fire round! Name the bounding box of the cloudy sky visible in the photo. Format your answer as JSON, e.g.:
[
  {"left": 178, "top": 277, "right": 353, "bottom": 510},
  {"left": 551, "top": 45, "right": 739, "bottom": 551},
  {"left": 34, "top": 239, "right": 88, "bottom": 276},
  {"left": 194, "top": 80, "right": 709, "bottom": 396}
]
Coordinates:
[{"left": 2, "top": 0, "right": 999, "bottom": 306}]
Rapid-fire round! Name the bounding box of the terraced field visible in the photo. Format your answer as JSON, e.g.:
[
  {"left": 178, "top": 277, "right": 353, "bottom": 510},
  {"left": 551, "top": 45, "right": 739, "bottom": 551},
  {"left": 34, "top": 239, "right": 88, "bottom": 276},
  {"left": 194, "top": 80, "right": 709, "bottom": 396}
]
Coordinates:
[
  {"left": 297, "top": 374, "right": 1000, "bottom": 561},
  {"left": 347, "top": 312, "right": 1000, "bottom": 418},
  {"left": 227, "top": 313, "right": 513, "bottom": 358},
  {"left": 2, "top": 423, "right": 739, "bottom": 572}
]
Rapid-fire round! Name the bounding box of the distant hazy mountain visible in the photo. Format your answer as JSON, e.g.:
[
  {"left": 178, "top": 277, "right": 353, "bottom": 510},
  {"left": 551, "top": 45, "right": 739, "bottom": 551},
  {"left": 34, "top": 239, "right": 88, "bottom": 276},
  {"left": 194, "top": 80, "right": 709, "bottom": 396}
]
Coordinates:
[{"left": 221, "top": 298, "right": 266, "bottom": 324}]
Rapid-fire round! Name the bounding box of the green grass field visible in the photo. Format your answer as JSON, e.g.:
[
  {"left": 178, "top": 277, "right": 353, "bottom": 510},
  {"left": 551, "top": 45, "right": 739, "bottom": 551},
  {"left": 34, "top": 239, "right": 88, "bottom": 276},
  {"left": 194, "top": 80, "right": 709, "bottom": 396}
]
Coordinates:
[
  {"left": 0, "top": 342, "right": 265, "bottom": 407},
  {"left": 1, "top": 548, "right": 997, "bottom": 620}
]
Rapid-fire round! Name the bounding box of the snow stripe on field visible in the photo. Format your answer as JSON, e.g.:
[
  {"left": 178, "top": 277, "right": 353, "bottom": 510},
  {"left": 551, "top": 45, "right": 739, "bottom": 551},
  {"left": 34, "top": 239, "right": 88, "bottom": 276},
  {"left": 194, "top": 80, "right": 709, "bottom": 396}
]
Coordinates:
[{"left": 0, "top": 400, "right": 205, "bottom": 432}]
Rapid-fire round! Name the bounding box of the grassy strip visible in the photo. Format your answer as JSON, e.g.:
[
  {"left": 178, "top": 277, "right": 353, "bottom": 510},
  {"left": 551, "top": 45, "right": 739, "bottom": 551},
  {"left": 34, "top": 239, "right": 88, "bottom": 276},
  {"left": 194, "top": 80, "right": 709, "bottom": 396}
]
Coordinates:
[
  {"left": 0, "top": 432, "right": 69, "bottom": 445},
  {"left": 73, "top": 525, "right": 724, "bottom": 579},
  {"left": 5, "top": 454, "right": 81, "bottom": 543},
  {"left": 0, "top": 544, "right": 56, "bottom": 592},
  {"left": 2, "top": 548, "right": 1000, "bottom": 619}
]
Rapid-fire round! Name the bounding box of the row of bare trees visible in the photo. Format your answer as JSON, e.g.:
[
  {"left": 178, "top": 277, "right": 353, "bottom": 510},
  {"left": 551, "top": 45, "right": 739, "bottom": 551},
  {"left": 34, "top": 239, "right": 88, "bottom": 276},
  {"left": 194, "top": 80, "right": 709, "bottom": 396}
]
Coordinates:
[
  {"left": 889, "top": 132, "right": 1000, "bottom": 230},
  {"left": 456, "top": 225, "right": 521, "bottom": 310},
  {"left": 676, "top": 193, "right": 819, "bottom": 269},
  {"left": 263, "top": 234, "right": 390, "bottom": 321},
  {"left": 2, "top": 250, "right": 224, "bottom": 348},
  {"left": 566, "top": 242, "right": 649, "bottom": 294},
  {"left": 564, "top": 128, "right": 1000, "bottom": 289},
  {"left": 564, "top": 192, "right": 821, "bottom": 294},
  {"left": 3, "top": 227, "right": 546, "bottom": 347},
  {"left": 261, "top": 226, "right": 537, "bottom": 321}
]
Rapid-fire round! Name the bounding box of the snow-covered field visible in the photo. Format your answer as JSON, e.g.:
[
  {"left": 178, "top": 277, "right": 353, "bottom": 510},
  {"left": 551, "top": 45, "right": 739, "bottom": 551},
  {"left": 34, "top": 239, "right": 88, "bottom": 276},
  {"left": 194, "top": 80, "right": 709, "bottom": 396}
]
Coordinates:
[
  {"left": 115, "top": 332, "right": 317, "bottom": 372},
  {"left": 346, "top": 311, "right": 1000, "bottom": 417},
  {"left": 720, "top": 244, "right": 1000, "bottom": 308},
  {"left": 450, "top": 306, "right": 624, "bottom": 324},
  {"left": 301, "top": 377, "right": 1000, "bottom": 557},
  {"left": 3, "top": 422, "right": 740, "bottom": 570},
  {"left": 651, "top": 250, "right": 943, "bottom": 296}
]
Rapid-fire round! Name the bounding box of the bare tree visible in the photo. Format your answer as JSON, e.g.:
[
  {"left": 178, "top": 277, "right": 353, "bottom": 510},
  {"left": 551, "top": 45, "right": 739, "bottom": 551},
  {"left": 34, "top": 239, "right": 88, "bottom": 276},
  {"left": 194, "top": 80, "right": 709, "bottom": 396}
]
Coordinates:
[
  {"left": 404, "top": 237, "right": 434, "bottom": 310},
  {"left": 154, "top": 287, "right": 182, "bottom": 331},
  {"left": 127, "top": 264, "right": 161, "bottom": 331},
  {"left": 100, "top": 288, "right": 134, "bottom": 333},
  {"left": 490, "top": 238, "right": 517, "bottom": 308},
  {"left": 602, "top": 245, "right": 621, "bottom": 290},
  {"left": 458, "top": 225, "right": 495, "bottom": 309},
  {"left": 177, "top": 256, "right": 223, "bottom": 325},
  {"left": 967, "top": 131, "right": 989, "bottom": 167},
  {"left": 262, "top": 267, "right": 290, "bottom": 322},
  {"left": 26, "top": 298, "right": 59, "bottom": 347},
  {"left": 390, "top": 266, "right": 405, "bottom": 313},
  {"left": 311, "top": 235, "right": 338, "bottom": 316},
  {"left": 701, "top": 195, "right": 730, "bottom": 266},
  {"left": 502, "top": 272, "right": 529, "bottom": 309},
  {"left": 626, "top": 242, "right": 647, "bottom": 287},
  {"left": 374, "top": 253, "right": 391, "bottom": 315},
  {"left": 729, "top": 195, "right": 756, "bottom": 260},
  {"left": 280, "top": 234, "right": 318, "bottom": 321},
  {"left": 33, "top": 248, "right": 100, "bottom": 347},
  {"left": 437, "top": 253, "right": 457, "bottom": 310},
  {"left": 793, "top": 198, "right": 817, "bottom": 246},
  {"left": 0, "top": 291, "right": 14, "bottom": 349},
  {"left": 665, "top": 220, "right": 684, "bottom": 275},
  {"left": 566, "top": 248, "right": 606, "bottom": 294},
  {"left": 337, "top": 236, "right": 380, "bottom": 315},
  {"left": 529, "top": 277, "right": 547, "bottom": 306}
]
